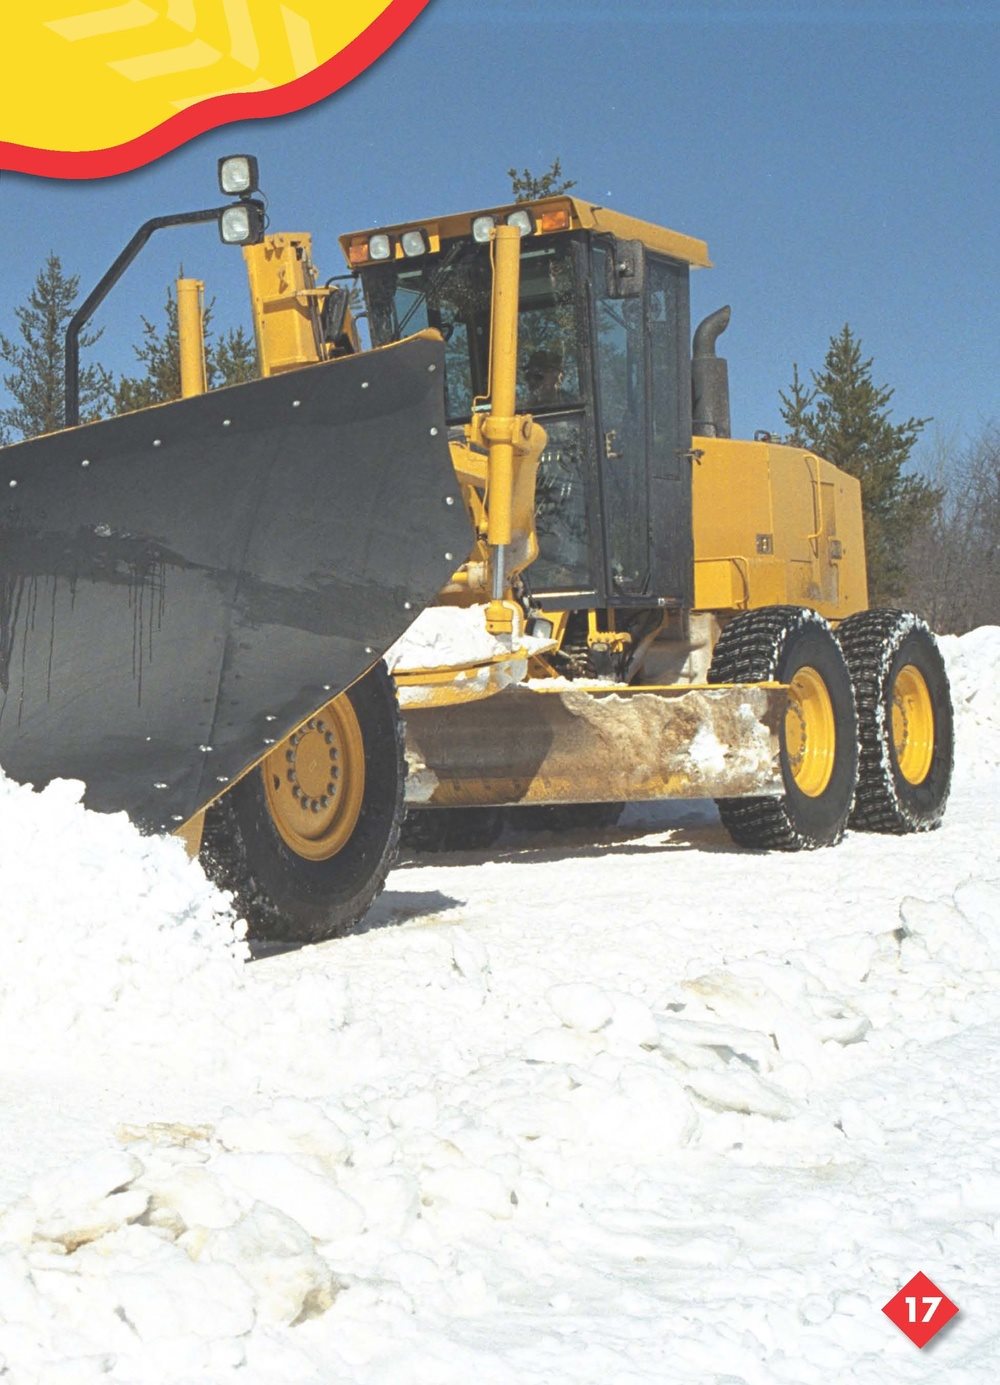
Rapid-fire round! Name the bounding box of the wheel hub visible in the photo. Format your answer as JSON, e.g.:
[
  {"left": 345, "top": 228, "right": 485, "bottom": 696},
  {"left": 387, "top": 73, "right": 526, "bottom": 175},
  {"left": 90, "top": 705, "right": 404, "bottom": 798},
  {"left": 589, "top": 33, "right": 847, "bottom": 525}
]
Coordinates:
[
  {"left": 262, "top": 697, "right": 365, "bottom": 860},
  {"left": 785, "top": 664, "right": 836, "bottom": 797},
  {"left": 891, "top": 663, "right": 934, "bottom": 785}
]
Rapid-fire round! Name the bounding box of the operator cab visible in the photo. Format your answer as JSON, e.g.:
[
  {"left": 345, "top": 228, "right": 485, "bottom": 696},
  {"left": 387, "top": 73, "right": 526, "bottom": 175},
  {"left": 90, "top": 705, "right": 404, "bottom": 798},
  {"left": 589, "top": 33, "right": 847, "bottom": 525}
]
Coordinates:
[{"left": 343, "top": 198, "right": 710, "bottom": 612}]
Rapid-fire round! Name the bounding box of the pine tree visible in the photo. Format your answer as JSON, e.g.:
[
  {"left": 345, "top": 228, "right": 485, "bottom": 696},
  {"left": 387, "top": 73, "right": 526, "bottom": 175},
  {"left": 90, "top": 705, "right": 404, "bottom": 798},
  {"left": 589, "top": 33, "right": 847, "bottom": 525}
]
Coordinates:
[
  {"left": 0, "top": 253, "right": 113, "bottom": 440},
  {"left": 780, "top": 325, "right": 937, "bottom": 602},
  {"left": 507, "top": 158, "right": 576, "bottom": 203},
  {"left": 114, "top": 285, "right": 258, "bottom": 414},
  {"left": 212, "top": 324, "right": 257, "bottom": 387}
]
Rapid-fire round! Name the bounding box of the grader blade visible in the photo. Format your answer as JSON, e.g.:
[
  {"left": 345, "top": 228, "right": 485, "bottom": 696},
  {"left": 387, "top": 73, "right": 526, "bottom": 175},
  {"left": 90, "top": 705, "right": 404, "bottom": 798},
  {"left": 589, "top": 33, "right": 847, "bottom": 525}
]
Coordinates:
[
  {"left": 404, "top": 682, "right": 788, "bottom": 808},
  {"left": 0, "top": 335, "right": 466, "bottom": 832}
]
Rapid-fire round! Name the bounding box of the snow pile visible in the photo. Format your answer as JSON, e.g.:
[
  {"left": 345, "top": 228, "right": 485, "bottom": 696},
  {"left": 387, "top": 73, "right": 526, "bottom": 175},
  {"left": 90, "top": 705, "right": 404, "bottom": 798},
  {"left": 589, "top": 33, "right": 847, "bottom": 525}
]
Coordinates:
[
  {"left": 938, "top": 624, "right": 1000, "bottom": 781},
  {"left": 0, "top": 774, "right": 246, "bottom": 1058},
  {"left": 385, "top": 602, "right": 553, "bottom": 671}
]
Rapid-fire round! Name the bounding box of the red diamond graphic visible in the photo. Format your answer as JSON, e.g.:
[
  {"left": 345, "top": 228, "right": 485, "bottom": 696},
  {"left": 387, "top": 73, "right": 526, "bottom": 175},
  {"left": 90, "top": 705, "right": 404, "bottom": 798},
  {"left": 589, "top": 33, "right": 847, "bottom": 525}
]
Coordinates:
[{"left": 882, "top": 1271, "right": 959, "bottom": 1347}]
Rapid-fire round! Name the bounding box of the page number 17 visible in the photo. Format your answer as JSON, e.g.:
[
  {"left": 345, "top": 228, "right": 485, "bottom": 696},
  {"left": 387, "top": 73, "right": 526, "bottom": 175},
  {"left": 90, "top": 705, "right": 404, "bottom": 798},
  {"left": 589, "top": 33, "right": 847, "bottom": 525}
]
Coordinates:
[{"left": 906, "top": 1296, "right": 942, "bottom": 1324}]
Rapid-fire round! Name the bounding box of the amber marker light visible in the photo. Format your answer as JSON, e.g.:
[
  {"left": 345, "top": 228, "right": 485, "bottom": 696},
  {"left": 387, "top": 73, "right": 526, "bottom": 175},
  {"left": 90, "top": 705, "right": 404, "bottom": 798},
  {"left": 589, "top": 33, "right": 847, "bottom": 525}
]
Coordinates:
[{"left": 539, "top": 207, "right": 571, "bottom": 233}]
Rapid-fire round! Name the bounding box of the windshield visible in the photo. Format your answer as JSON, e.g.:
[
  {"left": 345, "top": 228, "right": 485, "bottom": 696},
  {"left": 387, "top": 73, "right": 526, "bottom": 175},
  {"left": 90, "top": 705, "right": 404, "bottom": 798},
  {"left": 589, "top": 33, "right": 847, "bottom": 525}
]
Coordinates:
[{"left": 362, "top": 237, "right": 584, "bottom": 424}]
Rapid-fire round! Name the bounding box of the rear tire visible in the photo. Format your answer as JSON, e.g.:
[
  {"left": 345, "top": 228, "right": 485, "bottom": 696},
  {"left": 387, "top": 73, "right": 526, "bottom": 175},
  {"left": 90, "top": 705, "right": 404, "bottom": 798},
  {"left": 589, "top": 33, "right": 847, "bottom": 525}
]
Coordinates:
[
  {"left": 836, "top": 610, "right": 953, "bottom": 833},
  {"left": 707, "top": 606, "right": 858, "bottom": 849},
  {"left": 505, "top": 802, "right": 624, "bottom": 833},
  {"left": 401, "top": 806, "right": 503, "bottom": 852},
  {"left": 202, "top": 663, "right": 404, "bottom": 943}
]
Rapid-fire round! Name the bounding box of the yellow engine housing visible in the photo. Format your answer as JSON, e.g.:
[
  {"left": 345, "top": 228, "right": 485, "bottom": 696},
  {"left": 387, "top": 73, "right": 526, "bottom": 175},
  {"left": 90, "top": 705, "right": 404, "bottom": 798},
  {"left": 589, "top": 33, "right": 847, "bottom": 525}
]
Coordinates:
[{"left": 691, "top": 435, "right": 868, "bottom": 620}]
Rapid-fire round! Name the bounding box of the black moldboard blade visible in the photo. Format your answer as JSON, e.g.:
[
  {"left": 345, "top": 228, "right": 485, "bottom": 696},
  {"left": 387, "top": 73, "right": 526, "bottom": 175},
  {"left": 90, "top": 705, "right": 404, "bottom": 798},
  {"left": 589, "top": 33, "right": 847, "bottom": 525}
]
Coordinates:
[{"left": 0, "top": 334, "right": 467, "bottom": 831}]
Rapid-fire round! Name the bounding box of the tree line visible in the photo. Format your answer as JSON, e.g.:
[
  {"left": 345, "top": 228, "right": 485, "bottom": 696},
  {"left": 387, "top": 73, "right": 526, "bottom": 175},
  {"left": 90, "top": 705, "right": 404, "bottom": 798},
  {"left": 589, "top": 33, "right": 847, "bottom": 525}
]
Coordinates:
[
  {"left": 0, "top": 253, "right": 255, "bottom": 445},
  {"left": 1, "top": 162, "right": 993, "bottom": 633}
]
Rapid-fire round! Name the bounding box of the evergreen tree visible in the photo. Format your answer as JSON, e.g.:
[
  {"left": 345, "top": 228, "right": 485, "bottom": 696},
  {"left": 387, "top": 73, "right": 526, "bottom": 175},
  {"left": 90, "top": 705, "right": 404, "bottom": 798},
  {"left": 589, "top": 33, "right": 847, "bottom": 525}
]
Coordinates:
[
  {"left": 212, "top": 324, "right": 257, "bottom": 388},
  {"left": 0, "top": 253, "right": 113, "bottom": 440},
  {"left": 780, "top": 325, "right": 937, "bottom": 602},
  {"left": 507, "top": 158, "right": 576, "bottom": 203},
  {"left": 114, "top": 284, "right": 258, "bottom": 414}
]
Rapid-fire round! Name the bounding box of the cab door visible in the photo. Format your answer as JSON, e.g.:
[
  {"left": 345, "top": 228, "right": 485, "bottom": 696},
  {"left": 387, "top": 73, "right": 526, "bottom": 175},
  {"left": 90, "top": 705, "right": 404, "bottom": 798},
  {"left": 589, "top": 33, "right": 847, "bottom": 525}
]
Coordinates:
[{"left": 591, "top": 240, "right": 650, "bottom": 597}]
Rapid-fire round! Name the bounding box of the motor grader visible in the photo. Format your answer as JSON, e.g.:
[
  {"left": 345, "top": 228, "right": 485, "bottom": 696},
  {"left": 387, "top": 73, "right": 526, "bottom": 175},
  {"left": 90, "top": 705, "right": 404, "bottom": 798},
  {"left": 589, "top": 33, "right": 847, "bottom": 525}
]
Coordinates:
[{"left": 0, "top": 157, "right": 953, "bottom": 941}]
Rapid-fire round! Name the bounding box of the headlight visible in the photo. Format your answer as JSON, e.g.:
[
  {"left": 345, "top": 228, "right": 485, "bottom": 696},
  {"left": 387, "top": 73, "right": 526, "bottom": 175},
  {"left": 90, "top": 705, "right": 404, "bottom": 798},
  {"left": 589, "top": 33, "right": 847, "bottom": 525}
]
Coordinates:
[
  {"left": 506, "top": 210, "right": 533, "bottom": 237},
  {"left": 219, "top": 202, "right": 264, "bottom": 245},
  {"left": 368, "top": 234, "right": 392, "bottom": 261},
  {"left": 401, "top": 229, "right": 428, "bottom": 258},
  {"left": 218, "top": 154, "right": 259, "bottom": 197},
  {"left": 472, "top": 215, "right": 496, "bottom": 243}
]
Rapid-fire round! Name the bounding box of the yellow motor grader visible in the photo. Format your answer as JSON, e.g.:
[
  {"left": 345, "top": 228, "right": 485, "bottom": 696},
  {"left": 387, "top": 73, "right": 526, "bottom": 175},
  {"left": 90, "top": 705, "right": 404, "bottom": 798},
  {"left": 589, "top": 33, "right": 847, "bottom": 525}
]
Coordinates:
[{"left": 0, "top": 157, "right": 953, "bottom": 941}]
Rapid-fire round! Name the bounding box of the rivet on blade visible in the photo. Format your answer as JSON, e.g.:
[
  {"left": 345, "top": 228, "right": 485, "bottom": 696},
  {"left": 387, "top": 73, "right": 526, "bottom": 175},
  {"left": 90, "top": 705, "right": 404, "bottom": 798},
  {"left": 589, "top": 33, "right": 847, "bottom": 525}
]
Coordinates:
[
  {"left": 265, "top": 714, "right": 276, "bottom": 722},
  {"left": 430, "top": 427, "right": 439, "bottom": 436},
  {"left": 445, "top": 496, "right": 455, "bottom": 506},
  {"left": 364, "top": 646, "right": 374, "bottom": 655},
  {"left": 444, "top": 552, "right": 453, "bottom": 561},
  {"left": 361, "top": 381, "right": 370, "bottom": 389},
  {"left": 428, "top": 364, "right": 437, "bottom": 372},
  {"left": 8, "top": 480, "right": 16, "bottom": 488},
  {"left": 154, "top": 782, "right": 168, "bottom": 789},
  {"left": 222, "top": 419, "right": 231, "bottom": 427},
  {"left": 322, "top": 684, "right": 332, "bottom": 692},
  {"left": 404, "top": 601, "right": 413, "bottom": 610},
  {"left": 292, "top": 400, "right": 301, "bottom": 408},
  {"left": 81, "top": 459, "right": 90, "bottom": 467},
  {"left": 198, "top": 744, "right": 213, "bottom": 753},
  {"left": 153, "top": 439, "right": 162, "bottom": 447},
  {"left": 171, "top": 815, "right": 183, "bottom": 823},
  {"left": 263, "top": 738, "right": 275, "bottom": 746},
  {"left": 216, "top": 775, "right": 229, "bottom": 784}
]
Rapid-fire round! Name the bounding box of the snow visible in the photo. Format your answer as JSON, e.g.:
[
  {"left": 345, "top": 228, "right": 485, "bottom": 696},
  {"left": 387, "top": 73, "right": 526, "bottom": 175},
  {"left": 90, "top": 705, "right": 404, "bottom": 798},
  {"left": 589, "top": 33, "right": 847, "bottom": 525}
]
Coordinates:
[
  {"left": 0, "top": 628, "right": 998, "bottom": 1381},
  {"left": 937, "top": 625, "right": 1000, "bottom": 778},
  {"left": 385, "top": 602, "right": 554, "bottom": 672}
]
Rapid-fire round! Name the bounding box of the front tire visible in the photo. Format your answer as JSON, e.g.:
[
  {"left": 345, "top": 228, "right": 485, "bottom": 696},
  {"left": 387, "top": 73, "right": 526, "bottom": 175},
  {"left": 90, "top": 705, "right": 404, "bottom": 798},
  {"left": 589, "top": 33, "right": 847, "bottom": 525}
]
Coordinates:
[
  {"left": 836, "top": 610, "right": 953, "bottom": 833},
  {"left": 202, "top": 663, "right": 404, "bottom": 943},
  {"left": 707, "top": 606, "right": 858, "bottom": 849}
]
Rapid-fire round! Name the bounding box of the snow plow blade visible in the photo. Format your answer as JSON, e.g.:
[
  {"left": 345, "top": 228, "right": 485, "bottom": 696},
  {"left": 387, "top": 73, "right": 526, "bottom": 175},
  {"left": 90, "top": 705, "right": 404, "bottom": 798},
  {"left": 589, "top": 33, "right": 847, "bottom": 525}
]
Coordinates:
[{"left": 0, "top": 334, "right": 467, "bottom": 832}]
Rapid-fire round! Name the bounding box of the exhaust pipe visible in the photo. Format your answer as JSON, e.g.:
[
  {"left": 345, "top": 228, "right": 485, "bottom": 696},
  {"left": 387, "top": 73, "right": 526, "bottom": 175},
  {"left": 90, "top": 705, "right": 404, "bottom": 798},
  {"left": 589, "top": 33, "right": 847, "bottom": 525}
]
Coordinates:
[{"left": 692, "top": 305, "right": 732, "bottom": 439}]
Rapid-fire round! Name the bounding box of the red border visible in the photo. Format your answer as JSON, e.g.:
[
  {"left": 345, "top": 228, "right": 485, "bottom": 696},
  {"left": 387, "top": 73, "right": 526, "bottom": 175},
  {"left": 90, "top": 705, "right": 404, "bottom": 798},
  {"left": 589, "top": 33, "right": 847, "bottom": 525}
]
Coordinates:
[{"left": 0, "top": 0, "right": 430, "bottom": 180}]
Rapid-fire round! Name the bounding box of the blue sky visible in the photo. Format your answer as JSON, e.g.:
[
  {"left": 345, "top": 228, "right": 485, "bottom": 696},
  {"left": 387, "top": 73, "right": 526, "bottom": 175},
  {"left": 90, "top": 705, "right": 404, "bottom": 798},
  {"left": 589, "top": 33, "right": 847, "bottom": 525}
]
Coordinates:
[{"left": 0, "top": 0, "right": 996, "bottom": 457}]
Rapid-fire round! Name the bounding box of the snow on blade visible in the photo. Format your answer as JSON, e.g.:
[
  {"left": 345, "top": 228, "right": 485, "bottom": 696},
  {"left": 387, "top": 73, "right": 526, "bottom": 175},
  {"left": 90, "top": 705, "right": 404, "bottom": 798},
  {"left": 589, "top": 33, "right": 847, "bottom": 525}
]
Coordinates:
[{"left": 0, "top": 627, "right": 997, "bottom": 1382}]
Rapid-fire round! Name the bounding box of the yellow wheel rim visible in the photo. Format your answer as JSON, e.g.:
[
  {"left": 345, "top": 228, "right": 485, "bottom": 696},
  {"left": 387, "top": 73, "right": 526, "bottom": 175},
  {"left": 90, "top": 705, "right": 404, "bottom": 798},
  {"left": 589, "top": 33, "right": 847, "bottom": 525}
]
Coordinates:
[
  {"left": 784, "top": 665, "right": 836, "bottom": 797},
  {"left": 262, "top": 697, "right": 365, "bottom": 861},
  {"left": 891, "top": 663, "right": 935, "bottom": 786}
]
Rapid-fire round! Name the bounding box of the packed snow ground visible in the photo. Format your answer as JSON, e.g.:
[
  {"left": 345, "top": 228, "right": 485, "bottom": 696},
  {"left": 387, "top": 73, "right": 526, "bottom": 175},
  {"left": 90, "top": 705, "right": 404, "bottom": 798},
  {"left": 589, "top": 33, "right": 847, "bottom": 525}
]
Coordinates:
[{"left": 0, "top": 631, "right": 998, "bottom": 1383}]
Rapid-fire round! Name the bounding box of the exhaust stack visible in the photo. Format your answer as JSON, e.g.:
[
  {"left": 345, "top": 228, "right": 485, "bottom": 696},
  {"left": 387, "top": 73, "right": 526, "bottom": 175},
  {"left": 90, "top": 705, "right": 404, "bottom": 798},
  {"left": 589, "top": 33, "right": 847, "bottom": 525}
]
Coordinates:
[{"left": 692, "top": 305, "right": 732, "bottom": 439}]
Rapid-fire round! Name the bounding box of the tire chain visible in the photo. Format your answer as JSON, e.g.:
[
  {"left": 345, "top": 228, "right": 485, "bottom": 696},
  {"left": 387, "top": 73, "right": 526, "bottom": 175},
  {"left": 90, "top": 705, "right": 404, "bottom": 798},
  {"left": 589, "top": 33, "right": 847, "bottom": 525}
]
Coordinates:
[
  {"left": 708, "top": 605, "right": 843, "bottom": 850},
  {"left": 836, "top": 608, "right": 951, "bottom": 833}
]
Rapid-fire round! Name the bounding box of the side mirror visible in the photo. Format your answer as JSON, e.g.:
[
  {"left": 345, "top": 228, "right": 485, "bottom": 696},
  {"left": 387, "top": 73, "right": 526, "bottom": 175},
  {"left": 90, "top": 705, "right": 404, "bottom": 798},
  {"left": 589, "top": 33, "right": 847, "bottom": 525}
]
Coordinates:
[
  {"left": 606, "top": 238, "right": 645, "bottom": 299},
  {"left": 218, "top": 199, "right": 266, "bottom": 245},
  {"left": 321, "top": 286, "right": 349, "bottom": 341}
]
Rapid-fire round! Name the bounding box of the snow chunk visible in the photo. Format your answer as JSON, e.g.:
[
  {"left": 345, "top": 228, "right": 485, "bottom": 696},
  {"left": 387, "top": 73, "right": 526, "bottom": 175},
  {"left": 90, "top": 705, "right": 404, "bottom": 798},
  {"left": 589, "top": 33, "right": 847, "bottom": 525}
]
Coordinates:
[
  {"left": 385, "top": 602, "right": 553, "bottom": 671},
  {"left": 547, "top": 981, "right": 615, "bottom": 1032}
]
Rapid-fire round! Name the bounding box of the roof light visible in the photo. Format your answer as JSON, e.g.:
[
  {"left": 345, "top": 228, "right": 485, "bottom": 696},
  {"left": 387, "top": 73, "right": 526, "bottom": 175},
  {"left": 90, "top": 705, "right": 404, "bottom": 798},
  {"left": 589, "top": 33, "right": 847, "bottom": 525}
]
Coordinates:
[
  {"left": 539, "top": 207, "right": 571, "bottom": 233},
  {"left": 218, "top": 154, "right": 259, "bottom": 197},
  {"left": 347, "top": 238, "right": 369, "bottom": 266},
  {"left": 401, "top": 229, "right": 428, "bottom": 258},
  {"left": 368, "top": 234, "right": 392, "bottom": 261},
  {"left": 472, "top": 215, "right": 496, "bottom": 243},
  {"left": 218, "top": 201, "right": 264, "bottom": 245},
  {"left": 506, "top": 210, "right": 534, "bottom": 237}
]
